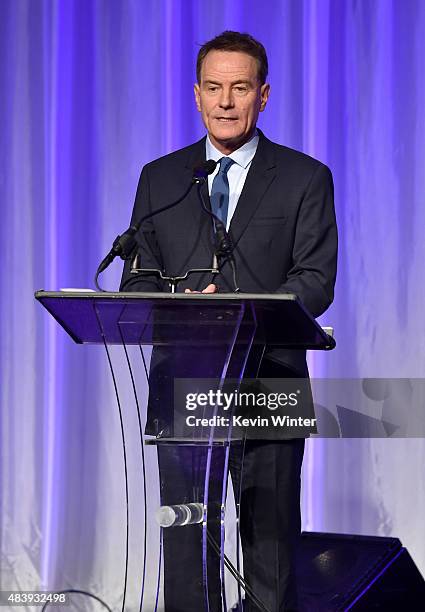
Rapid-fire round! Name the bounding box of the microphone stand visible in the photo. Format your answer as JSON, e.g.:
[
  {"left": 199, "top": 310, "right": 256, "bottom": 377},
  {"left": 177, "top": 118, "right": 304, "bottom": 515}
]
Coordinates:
[
  {"left": 129, "top": 252, "right": 220, "bottom": 294},
  {"left": 95, "top": 158, "right": 239, "bottom": 293},
  {"left": 129, "top": 185, "right": 240, "bottom": 293}
]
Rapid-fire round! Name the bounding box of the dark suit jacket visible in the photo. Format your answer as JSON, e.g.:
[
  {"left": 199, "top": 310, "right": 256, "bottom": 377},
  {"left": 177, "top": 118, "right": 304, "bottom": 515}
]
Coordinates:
[{"left": 121, "top": 130, "right": 337, "bottom": 378}]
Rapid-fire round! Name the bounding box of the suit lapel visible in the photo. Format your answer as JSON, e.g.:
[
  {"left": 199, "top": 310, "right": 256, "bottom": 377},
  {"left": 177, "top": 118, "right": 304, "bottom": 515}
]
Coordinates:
[{"left": 229, "top": 132, "right": 277, "bottom": 247}]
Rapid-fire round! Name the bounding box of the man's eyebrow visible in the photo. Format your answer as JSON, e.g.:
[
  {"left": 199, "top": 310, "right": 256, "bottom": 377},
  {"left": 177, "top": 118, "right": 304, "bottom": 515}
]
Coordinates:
[{"left": 202, "top": 79, "right": 253, "bottom": 85}]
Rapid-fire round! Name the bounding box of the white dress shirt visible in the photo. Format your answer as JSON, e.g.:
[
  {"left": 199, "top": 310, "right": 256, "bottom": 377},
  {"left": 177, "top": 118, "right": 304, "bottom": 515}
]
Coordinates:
[{"left": 206, "top": 131, "right": 259, "bottom": 230}]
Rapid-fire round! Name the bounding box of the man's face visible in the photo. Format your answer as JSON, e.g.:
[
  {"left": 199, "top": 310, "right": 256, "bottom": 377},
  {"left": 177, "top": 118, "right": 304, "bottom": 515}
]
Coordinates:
[{"left": 194, "top": 50, "right": 270, "bottom": 154}]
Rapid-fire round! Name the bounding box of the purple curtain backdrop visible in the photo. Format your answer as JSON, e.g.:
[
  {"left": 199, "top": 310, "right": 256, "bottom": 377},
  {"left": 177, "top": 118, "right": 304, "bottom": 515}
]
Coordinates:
[{"left": 1, "top": 0, "right": 424, "bottom": 608}]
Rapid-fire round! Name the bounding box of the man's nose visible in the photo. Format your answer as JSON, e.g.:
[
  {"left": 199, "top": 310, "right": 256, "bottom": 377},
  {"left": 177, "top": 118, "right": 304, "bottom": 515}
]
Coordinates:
[{"left": 219, "top": 88, "right": 234, "bottom": 109}]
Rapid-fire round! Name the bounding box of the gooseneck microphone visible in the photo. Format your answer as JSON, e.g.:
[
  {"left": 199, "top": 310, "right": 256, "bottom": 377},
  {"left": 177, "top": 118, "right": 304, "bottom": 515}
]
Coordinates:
[
  {"left": 192, "top": 159, "right": 217, "bottom": 182},
  {"left": 194, "top": 160, "right": 237, "bottom": 264},
  {"left": 95, "top": 160, "right": 218, "bottom": 289},
  {"left": 196, "top": 184, "right": 240, "bottom": 292}
]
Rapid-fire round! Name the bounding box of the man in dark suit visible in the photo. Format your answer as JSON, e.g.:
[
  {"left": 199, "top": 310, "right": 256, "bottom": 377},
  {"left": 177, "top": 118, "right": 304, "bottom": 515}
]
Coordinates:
[{"left": 121, "top": 31, "right": 337, "bottom": 612}]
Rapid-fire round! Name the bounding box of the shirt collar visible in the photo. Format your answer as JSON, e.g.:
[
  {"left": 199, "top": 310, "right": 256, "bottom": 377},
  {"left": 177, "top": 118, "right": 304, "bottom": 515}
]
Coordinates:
[{"left": 205, "top": 130, "right": 259, "bottom": 169}]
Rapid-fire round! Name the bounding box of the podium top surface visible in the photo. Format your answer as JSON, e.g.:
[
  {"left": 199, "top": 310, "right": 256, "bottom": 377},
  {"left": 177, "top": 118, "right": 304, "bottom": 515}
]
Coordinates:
[{"left": 35, "top": 290, "right": 333, "bottom": 349}]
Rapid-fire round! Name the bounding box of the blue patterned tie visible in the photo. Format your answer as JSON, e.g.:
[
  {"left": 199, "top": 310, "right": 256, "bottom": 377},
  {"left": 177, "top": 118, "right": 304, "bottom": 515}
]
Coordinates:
[{"left": 210, "top": 157, "right": 234, "bottom": 226}]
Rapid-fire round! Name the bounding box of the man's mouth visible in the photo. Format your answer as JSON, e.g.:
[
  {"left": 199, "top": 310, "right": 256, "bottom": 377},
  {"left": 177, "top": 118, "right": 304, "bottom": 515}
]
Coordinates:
[{"left": 216, "top": 117, "right": 237, "bottom": 122}]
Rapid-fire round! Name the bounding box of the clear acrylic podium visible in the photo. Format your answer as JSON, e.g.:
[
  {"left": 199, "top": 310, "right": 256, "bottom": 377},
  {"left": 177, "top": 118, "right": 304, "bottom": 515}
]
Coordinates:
[{"left": 35, "top": 290, "right": 333, "bottom": 612}]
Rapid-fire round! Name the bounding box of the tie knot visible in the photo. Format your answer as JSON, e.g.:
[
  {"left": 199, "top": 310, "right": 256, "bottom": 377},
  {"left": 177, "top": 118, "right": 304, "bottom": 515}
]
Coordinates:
[{"left": 218, "top": 157, "right": 234, "bottom": 175}]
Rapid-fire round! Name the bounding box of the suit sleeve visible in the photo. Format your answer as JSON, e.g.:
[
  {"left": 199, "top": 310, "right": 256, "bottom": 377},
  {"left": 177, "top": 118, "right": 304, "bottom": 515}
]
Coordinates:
[
  {"left": 277, "top": 163, "right": 337, "bottom": 317},
  {"left": 120, "top": 165, "right": 165, "bottom": 292}
]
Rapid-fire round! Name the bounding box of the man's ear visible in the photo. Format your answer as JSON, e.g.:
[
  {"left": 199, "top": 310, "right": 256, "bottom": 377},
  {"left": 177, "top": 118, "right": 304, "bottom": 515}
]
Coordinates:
[
  {"left": 259, "top": 83, "right": 270, "bottom": 112},
  {"left": 194, "top": 83, "right": 202, "bottom": 112}
]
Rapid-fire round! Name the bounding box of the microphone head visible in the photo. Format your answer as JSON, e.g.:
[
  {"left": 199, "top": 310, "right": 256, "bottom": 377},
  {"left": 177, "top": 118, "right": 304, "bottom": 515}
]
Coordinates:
[
  {"left": 202, "top": 159, "right": 218, "bottom": 175},
  {"left": 193, "top": 159, "right": 217, "bottom": 181}
]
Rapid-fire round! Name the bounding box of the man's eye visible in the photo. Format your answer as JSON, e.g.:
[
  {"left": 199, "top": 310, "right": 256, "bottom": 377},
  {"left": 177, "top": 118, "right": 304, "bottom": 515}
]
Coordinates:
[
  {"left": 234, "top": 86, "right": 248, "bottom": 93},
  {"left": 207, "top": 86, "right": 218, "bottom": 92}
]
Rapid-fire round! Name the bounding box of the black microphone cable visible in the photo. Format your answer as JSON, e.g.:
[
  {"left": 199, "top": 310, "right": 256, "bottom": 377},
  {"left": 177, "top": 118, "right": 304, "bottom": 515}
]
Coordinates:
[{"left": 41, "top": 589, "right": 113, "bottom": 612}]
